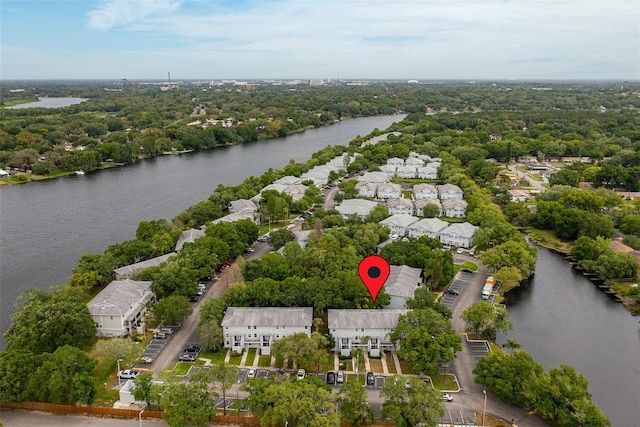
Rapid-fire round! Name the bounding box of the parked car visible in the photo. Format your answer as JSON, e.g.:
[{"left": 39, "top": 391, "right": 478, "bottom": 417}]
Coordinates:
[
  {"left": 179, "top": 353, "right": 197, "bottom": 362},
  {"left": 297, "top": 369, "right": 306, "bottom": 380},
  {"left": 197, "top": 283, "right": 206, "bottom": 291},
  {"left": 159, "top": 327, "right": 173, "bottom": 335},
  {"left": 247, "top": 368, "right": 256, "bottom": 379},
  {"left": 326, "top": 371, "right": 336, "bottom": 385},
  {"left": 184, "top": 344, "right": 201, "bottom": 353},
  {"left": 138, "top": 356, "right": 153, "bottom": 364},
  {"left": 190, "top": 295, "right": 200, "bottom": 303},
  {"left": 118, "top": 369, "right": 139, "bottom": 379},
  {"left": 446, "top": 288, "right": 460, "bottom": 296},
  {"left": 153, "top": 331, "right": 168, "bottom": 339},
  {"left": 456, "top": 248, "right": 465, "bottom": 254},
  {"left": 257, "top": 235, "right": 269, "bottom": 242},
  {"left": 366, "top": 371, "right": 375, "bottom": 386},
  {"left": 277, "top": 369, "right": 286, "bottom": 376},
  {"left": 243, "top": 247, "right": 255, "bottom": 254},
  {"left": 443, "top": 393, "right": 453, "bottom": 402},
  {"left": 460, "top": 268, "right": 474, "bottom": 274},
  {"left": 336, "top": 371, "right": 345, "bottom": 383}
]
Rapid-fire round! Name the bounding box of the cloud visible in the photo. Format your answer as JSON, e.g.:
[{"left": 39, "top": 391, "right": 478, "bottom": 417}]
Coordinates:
[{"left": 87, "top": 0, "right": 182, "bottom": 30}]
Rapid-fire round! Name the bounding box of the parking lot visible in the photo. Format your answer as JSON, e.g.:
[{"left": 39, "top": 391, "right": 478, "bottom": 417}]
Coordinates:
[
  {"left": 439, "top": 408, "right": 478, "bottom": 425},
  {"left": 466, "top": 339, "right": 490, "bottom": 362},
  {"left": 440, "top": 270, "right": 475, "bottom": 308}
]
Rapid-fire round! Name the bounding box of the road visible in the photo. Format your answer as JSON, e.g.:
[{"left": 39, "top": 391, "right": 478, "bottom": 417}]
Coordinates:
[
  {"left": 507, "top": 163, "right": 546, "bottom": 192},
  {"left": 446, "top": 255, "right": 548, "bottom": 427}
]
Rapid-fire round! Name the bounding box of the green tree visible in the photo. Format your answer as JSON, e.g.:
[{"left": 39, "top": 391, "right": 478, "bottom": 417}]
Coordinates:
[
  {"left": 389, "top": 308, "right": 461, "bottom": 376},
  {"left": 338, "top": 380, "right": 374, "bottom": 426},
  {"left": 4, "top": 287, "right": 96, "bottom": 354},
  {"left": 154, "top": 295, "right": 193, "bottom": 326},
  {"left": 380, "top": 375, "right": 445, "bottom": 427},
  {"left": 0, "top": 350, "right": 41, "bottom": 402},
  {"left": 199, "top": 298, "right": 227, "bottom": 325},
  {"left": 243, "top": 378, "right": 339, "bottom": 427},
  {"left": 198, "top": 319, "right": 224, "bottom": 352},
  {"left": 209, "top": 363, "right": 239, "bottom": 415},
  {"left": 271, "top": 332, "right": 321, "bottom": 371},
  {"left": 160, "top": 379, "right": 218, "bottom": 427},
  {"left": 269, "top": 228, "right": 295, "bottom": 250},
  {"left": 461, "top": 301, "right": 512, "bottom": 339},
  {"left": 132, "top": 372, "right": 158, "bottom": 407}
]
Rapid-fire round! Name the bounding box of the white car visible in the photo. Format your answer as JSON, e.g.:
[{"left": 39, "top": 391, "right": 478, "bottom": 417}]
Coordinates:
[
  {"left": 247, "top": 368, "right": 256, "bottom": 379},
  {"left": 336, "top": 371, "right": 345, "bottom": 383},
  {"left": 118, "top": 369, "right": 139, "bottom": 379},
  {"left": 443, "top": 393, "right": 453, "bottom": 402},
  {"left": 296, "top": 369, "right": 306, "bottom": 380}
]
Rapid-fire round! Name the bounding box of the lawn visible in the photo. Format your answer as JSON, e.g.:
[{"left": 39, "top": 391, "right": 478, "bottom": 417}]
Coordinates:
[
  {"left": 369, "top": 359, "right": 383, "bottom": 373},
  {"left": 274, "top": 354, "right": 285, "bottom": 368},
  {"left": 317, "top": 352, "right": 335, "bottom": 372},
  {"left": 384, "top": 353, "right": 396, "bottom": 374},
  {"left": 228, "top": 352, "right": 243, "bottom": 366},
  {"left": 459, "top": 261, "right": 478, "bottom": 271},
  {"left": 258, "top": 355, "right": 272, "bottom": 367},
  {"left": 431, "top": 373, "right": 460, "bottom": 391},
  {"left": 172, "top": 362, "right": 193, "bottom": 376},
  {"left": 245, "top": 348, "right": 257, "bottom": 366},
  {"left": 200, "top": 350, "right": 227, "bottom": 364}
]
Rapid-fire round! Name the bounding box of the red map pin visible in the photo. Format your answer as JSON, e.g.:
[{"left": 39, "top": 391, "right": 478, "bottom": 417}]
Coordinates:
[{"left": 358, "top": 255, "right": 390, "bottom": 302}]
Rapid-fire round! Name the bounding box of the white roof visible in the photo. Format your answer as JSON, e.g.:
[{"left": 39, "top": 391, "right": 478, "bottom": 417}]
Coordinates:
[
  {"left": 175, "top": 228, "right": 206, "bottom": 251},
  {"left": 273, "top": 176, "right": 302, "bottom": 186},
  {"left": 229, "top": 199, "right": 258, "bottom": 213},
  {"left": 221, "top": 307, "right": 313, "bottom": 328},
  {"left": 440, "top": 222, "right": 478, "bottom": 238},
  {"left": 442, "top": 199, "right": 468, "bottom": 209},
  {"left": 328, "top": 309, "right": 408, "bottom": 329},
  {"left": 385, "top": 265, "right": 423, "bottom": 298},
  {"left": 387, "top": 198, "right": 413, "bottom": 209},
  {"left": 87, "top": 279, "right": 153, "bottom": 319},
  {"left": 357, "top": 171, "right": 389, "bottom": 184},
  {"left": 377, "top": 183, "right": 402, "bottom": 193},
  {"left": 335, "top": 199, "right": 379, "bottom": 217},
  {"left": 437, "top": 183, "right": 463, "bottom": 194},
  {"left": 379, "top": 213, "right": 419, "bottom": 228},
  {"left": 114, "top": 253, "right": 176, "bottom": 278},
  {"left": 413, "top": 183, "right": 438, "bottom": 194},
  {"left": 212, "top": 212, "right": 255, "bottom": 224},
  {"left": 414, "top": 199, "right": 442, "bottom": 210},
  {"left": 408, "top": 217, "right": 449, "bottom": 233}
]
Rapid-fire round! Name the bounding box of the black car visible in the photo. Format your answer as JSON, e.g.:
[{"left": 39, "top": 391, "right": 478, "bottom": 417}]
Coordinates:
[
  {"left": 366, "top": 371, "right": 375, "bottom": 386},
  {"left": 184, "top": 344, "right": 201, "bottom": 353},
  {"left": 326, "top": 371, "right": 336, "bottom": 385},
  {"left": 446, "top": 288, "right": 459, "bottom": 296}
]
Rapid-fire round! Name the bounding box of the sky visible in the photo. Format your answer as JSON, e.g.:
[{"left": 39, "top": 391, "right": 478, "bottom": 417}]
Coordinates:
[{"left": 1, "top": 0, "right": 639, "bottom": 81}]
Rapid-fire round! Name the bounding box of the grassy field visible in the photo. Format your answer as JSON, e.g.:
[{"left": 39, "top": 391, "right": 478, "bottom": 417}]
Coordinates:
[{"left": 431, "top": 373, "right": 460, "bottom": 391}]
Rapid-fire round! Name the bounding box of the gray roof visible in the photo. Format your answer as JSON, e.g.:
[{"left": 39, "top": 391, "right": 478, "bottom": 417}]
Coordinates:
[
  {"left": 385, "top": 265, "right": 423, "bottom": 298},
  {"left": 336, "top": 199, "right": 378, "bottom": 217},
  {"left": 328, "top": 309, "right": 408, "bottom": 329},
  {"left": 87, "top": 279, "right": 153, "bottom": 320},
  {"left": 408, "top": 217, "right": 448, "bottom": 233},
  {"left": 440, "top": 222, "right": 478, "bottom": 238},
  {"left": 229, "top": 199, "right": 258, "bottom": 214},
  {"left": 357, "top": 171, "right": 388, "bottom": 184},
  {"left": 380, "top": 213, "right": 419, "bottom": 228},
  {"left": 175, "top": 228, "right": 206, "bottom": 251},
  {"left": 221, "top": 307, "right": 313, "bottom": 328},
  {"left": 387, "top": 198, "right": 413, "bottom": 209},
  {"left": 114, "top": 253, "right": 176, "bottom": 278},
  {"left": 212, "top": 212, "right": 255, "bottom": 224},
  {"left": 442, "top": 199, "right": 468, "bottom": 209}
]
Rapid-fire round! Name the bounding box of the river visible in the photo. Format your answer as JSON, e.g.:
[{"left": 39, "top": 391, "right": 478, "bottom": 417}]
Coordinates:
[
  {"left": 0, "top": 115, "right": 404, "bottom": 347},
  {"left": 6, "top": 97, "right": 89, "bottom": 109},
  {"left": 1, "top": 113, "right": 637, "bottom": 424},
  {"left": 500, "top": 246, "right": 640, "bottom": 426}
]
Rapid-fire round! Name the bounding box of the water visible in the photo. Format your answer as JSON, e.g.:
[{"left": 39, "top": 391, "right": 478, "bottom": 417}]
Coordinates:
[
  {"left": 6, "top": 97, "right": 89, "bottom": 109},
  {"left": 0, "top": 114, "right": 404, "bottom": 347},
  {"left": 500, "top": 246, "right": 640, "bottom": 426}
]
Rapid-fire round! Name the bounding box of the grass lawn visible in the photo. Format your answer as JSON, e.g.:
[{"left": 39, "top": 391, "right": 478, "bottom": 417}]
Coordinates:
[
  {"left": 459, "top": 261, "right": 478, "bottom": 271},
  {"left": 245, "top": 348, "right": 257, "bottom": 366},
  {"left": 431, "top": 373, "right": 460, "bottom": 391},
  {"left": 88, "top": 352, "right": 120, "bottom": 404},
  {"left": 525, "top": 227, "right": 571, "bottom": 254},
  {"left": 228, "top": 352, "right": 243, "bottom": 366},
  {"left": 200, "top": 350, "right": 227, "bottom": 364},
  {"left": 319, "top": 352, "right": 335, "bottom": 372},
  {"left": 173, "top": 362, "right": 193, "bottom": 376},
  {"left": 347, "top": 374, "right": 365, "bottom": 385},
  {"left": 274, "top": 354, "right": 285, "bottom": 368},
  {"left": 369, "top": 359, "right": 383, "bottom": 373},
  {"left": 384, "top": 353, "right": 396, "bottom": 374},
  {"left": 258, "top": 355, "right": 272, "bottom": 368},
  {"left": 286, "top": 358, "right": 294, "bottom": 369},
  {"left": 479, "top": 413, "right": 513, "bottom": 427}
]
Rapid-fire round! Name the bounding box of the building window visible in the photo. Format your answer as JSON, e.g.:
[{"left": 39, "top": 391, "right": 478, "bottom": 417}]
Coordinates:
[
  {"left": 262, "top": 336, "right": 270, "bottom": 346},
  {"left": 248, "top": 326, "right": 251, "bottom": 329},
  {"left": 276, "top": 326, "right": 279, "bottom": 329},
  {"left": 254, "top": 326, "right": 257, "bottom": 329}
]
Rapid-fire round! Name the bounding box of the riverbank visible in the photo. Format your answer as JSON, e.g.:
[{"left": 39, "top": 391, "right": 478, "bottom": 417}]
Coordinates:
[{"left": 524, "top": 228, "right": 640, "bottom": 315}]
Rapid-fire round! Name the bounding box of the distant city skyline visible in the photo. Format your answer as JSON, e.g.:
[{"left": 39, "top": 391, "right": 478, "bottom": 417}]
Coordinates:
[{"left": 1, "top": 0, "right": 638, "bottom": 81}]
